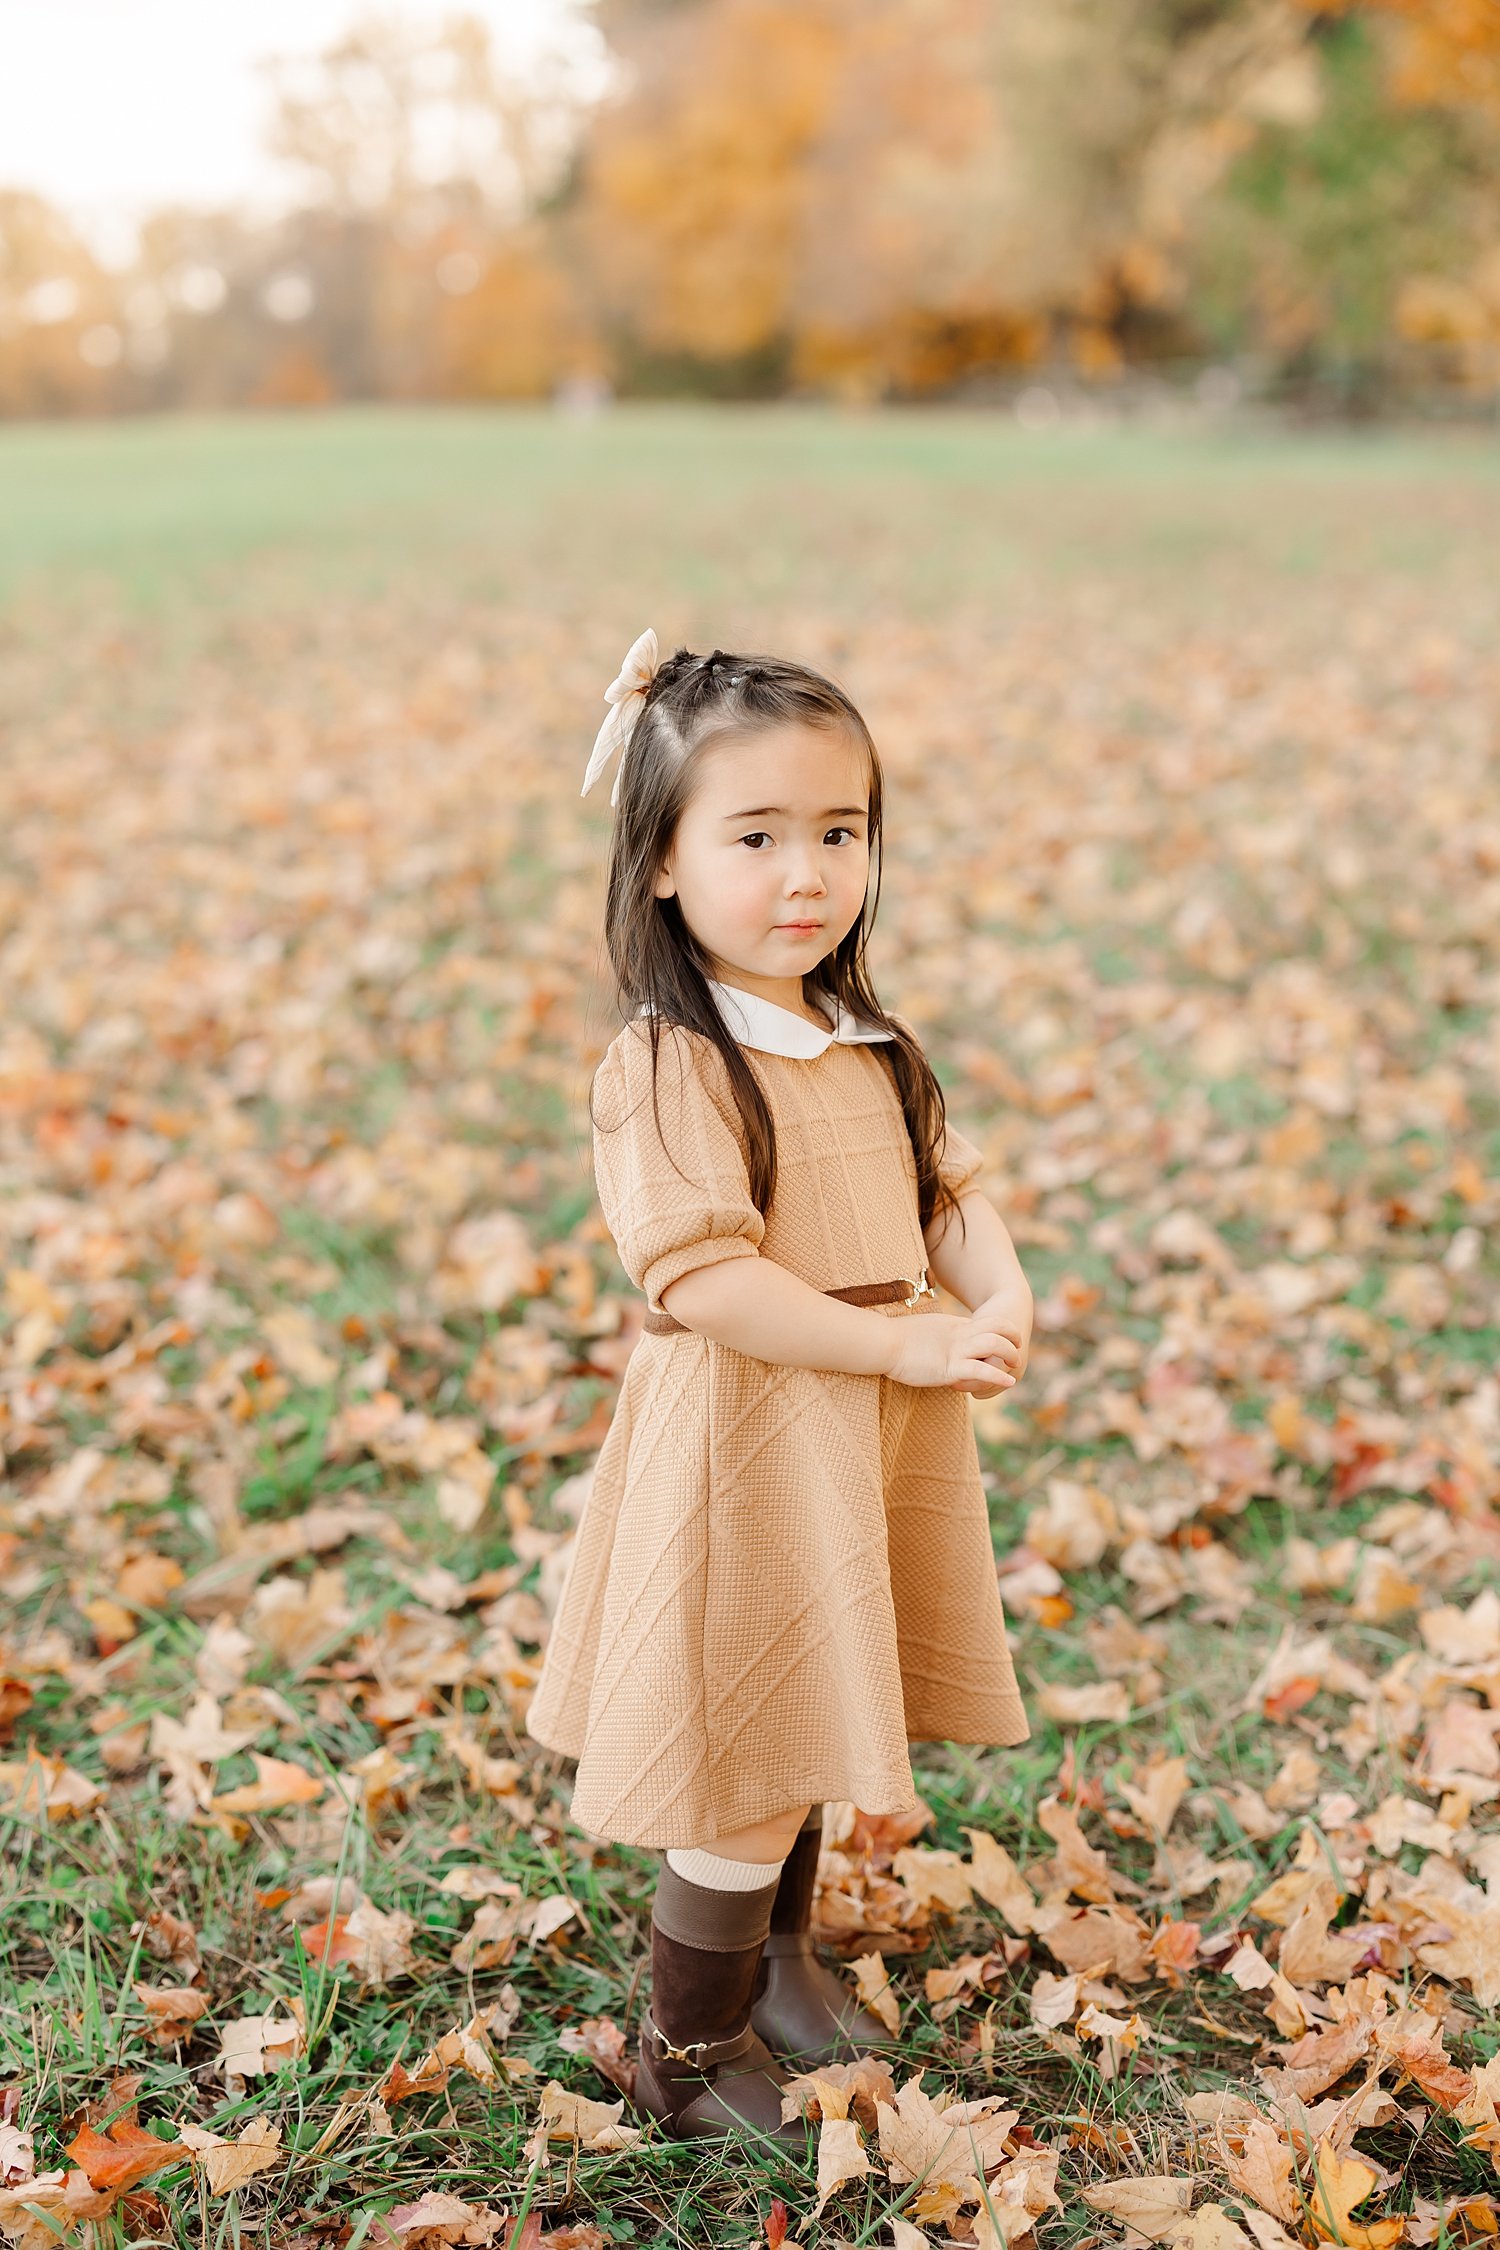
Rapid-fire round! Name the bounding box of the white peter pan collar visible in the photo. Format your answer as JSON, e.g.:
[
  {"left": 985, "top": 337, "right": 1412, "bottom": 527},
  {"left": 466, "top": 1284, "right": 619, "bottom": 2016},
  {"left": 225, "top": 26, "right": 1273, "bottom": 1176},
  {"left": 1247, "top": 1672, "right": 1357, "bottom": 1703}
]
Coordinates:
[
  {"left": 636, "top": 980, "right": 895, "bottom": 1059},
  {"left": 707, "top": 979, "right": 894, "bottom": 1058}
]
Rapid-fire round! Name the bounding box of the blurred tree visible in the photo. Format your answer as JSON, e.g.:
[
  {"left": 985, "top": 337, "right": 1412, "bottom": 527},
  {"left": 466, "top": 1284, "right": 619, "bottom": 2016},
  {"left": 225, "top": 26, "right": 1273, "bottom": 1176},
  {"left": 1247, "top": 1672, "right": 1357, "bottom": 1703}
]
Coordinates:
[
  {"left": 576, "top": 0, "right": 1325, "bottom": 396},
  {"left": 3, "top": 0, "right": 1497, "bottom": 416},
  {"left": 1324, "top": 0, "right": 1500, "bottom": 116},
  {"left": 259, "top": 8, "right": 602, "bottom": 398},
  {"left": 0, "top": 193, "right": 123, "bottom": 416},
  {"left": 263, "top": 8, "right": 594, "bottom": 220},
  {"left": 1190, "top": 9, "right": 1500, "bottom": 399}
]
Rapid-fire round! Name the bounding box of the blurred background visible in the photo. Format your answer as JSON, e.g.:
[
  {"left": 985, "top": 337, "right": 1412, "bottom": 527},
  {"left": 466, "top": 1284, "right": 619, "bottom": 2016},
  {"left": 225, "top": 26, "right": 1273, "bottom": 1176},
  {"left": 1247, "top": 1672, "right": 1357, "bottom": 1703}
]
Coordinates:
[
  {"left": 4, "top": 0, "right": 1500, "bottom": 420},
  {"left": 4, "top": 8, "right": 1500, "bottom": 2243}
]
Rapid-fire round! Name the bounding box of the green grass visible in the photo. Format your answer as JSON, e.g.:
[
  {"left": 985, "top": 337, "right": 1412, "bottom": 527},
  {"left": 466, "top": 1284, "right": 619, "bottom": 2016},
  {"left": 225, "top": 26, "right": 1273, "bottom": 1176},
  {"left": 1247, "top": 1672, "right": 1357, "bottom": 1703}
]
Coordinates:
[
  {"left": 2, "top": 403, "right": 1498, "bottom": 2244},
  {"left": 2, "top": 402, "right": 1498, "bottom": 617}
]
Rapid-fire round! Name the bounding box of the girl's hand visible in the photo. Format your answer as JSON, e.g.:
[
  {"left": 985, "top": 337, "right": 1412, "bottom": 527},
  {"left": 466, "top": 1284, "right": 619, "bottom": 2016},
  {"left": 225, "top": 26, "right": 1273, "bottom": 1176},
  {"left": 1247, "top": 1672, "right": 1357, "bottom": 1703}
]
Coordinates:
[
  {"left": 884, "top": 1312, "right": 1023, "bottom": 1395},
  {"left": 965, "top": 1287, "right": 1032, "bottom": 1400}
]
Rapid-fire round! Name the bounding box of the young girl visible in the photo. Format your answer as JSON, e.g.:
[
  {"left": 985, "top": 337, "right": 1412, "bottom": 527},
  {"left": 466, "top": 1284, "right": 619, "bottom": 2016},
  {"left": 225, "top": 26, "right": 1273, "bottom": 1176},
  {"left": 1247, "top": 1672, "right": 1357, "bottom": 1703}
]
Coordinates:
[{"left": 524, "top": 629, "right": 1033, "bottom": 2151}]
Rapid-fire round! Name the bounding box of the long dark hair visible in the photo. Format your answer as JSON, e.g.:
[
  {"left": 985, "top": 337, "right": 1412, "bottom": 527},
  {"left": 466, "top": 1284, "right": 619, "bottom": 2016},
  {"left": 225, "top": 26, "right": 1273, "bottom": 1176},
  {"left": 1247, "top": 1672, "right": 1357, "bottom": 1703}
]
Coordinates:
[{"left": 590, "top": 643, "right": 968, "bottom": 1246}]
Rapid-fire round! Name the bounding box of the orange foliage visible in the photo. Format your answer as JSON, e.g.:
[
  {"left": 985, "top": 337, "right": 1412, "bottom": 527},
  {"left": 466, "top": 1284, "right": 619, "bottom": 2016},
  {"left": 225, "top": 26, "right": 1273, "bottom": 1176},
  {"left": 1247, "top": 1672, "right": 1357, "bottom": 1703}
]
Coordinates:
[
  {"left": 1311, "top": 0, "right": 1500, "bottom": 113},
  {"left": 584, "top": 0, "right": 844, "bottom": 363}
]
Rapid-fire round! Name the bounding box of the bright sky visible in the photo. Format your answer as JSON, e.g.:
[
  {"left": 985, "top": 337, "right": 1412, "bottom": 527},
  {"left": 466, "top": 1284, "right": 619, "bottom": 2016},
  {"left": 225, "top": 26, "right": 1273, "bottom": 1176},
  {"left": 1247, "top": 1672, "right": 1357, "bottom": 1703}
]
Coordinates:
[{"left": 0, "top": 0, "right": 608, "bottom": 259}]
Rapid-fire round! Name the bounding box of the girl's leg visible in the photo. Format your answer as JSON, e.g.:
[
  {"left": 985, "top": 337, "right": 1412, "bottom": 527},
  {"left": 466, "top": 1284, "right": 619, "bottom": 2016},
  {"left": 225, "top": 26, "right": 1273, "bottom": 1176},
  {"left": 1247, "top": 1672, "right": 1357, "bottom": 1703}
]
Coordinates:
[
  {"left": 634, "top": 1803, "right": 818, "bottom": 2146},
  {"left": 665, "top": 1802, "right": 814, "bottom": 1884},
  {"left": 748, "top": 1801, "right": 897, "bottom": 2066}
]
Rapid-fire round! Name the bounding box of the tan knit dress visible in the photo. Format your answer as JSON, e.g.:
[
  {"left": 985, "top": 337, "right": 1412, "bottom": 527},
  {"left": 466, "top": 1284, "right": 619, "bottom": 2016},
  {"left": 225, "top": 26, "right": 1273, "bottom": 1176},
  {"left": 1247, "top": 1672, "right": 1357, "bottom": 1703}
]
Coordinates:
[{"left": 523, "top": 999, "right": 1030, "bottom": 1849}]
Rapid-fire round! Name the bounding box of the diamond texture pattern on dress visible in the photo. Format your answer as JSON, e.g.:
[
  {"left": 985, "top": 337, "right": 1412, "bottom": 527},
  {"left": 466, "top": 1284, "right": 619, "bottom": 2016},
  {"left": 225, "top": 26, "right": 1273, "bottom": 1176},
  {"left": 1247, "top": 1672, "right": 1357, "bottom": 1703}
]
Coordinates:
[{"left": 524, "top": 1013, "right": 1028, "bottom": 1848}]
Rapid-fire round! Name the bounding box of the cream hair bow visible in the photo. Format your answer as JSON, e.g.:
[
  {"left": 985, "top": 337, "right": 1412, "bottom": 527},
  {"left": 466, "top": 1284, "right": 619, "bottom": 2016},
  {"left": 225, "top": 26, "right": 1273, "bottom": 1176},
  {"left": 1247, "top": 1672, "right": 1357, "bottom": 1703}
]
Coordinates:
[{"left": 580, "top": 626, "right": 660, "bottom": 805}]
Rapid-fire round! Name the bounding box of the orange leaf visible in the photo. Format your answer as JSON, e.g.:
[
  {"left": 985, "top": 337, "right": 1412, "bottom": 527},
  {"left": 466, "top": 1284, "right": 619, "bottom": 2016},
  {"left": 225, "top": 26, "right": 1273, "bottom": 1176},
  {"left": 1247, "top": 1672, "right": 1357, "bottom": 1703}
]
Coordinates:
[
  {"left": 1305, "top": 2137, "right": 1404, "bottom": 2250},
  {"left": 378, "top": 2055, "right": 450, "bottom": 2107},
  {"left": 297, "top": 1914, "right": 362, "bottom": 1964},
  {"left": 66, "top": 2119, "right": 182, "bottom": 2191},
  {"left": 1263, "top": 1676, "right": 1320, "bottom": 1723}
]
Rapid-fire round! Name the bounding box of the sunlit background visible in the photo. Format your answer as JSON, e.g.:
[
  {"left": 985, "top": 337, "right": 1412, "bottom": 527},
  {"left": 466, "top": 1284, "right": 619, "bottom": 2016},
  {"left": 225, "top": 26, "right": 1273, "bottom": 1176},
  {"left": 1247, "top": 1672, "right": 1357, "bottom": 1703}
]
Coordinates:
[
  {"left": 3, "top": 8, "right": 1500, "bottom": 2246},
  {"left": 3, "top": 0, "right": 1500, "bottom": 415}
]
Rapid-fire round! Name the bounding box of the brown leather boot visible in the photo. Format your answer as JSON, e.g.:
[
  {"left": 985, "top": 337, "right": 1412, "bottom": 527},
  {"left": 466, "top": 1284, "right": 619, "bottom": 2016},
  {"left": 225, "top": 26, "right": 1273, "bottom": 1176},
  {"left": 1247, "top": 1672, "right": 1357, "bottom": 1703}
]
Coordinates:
[
  {"left": 749, "top": 1804, "right": 902, "bottom": 2068},
  {"left": 633, "top": 1858, "right": 814, "bottom": 2154}
]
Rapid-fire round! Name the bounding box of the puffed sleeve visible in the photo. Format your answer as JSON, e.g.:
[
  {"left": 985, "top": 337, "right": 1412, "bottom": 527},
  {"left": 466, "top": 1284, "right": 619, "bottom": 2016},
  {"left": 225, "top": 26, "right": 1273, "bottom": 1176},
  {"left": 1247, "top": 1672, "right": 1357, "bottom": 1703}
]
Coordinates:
[
  {"left": 591, "top": 1023, "right": 766, "bottom": 1314},
  {"left": 936, "top": 1116, "right": 986, "bottom": 1197}
]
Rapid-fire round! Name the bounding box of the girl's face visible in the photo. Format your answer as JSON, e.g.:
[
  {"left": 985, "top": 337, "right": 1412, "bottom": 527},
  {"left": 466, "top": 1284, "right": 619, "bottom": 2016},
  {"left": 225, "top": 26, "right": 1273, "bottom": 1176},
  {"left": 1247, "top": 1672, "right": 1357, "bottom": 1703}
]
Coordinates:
[{"left": 653, "top": 722, "right": 872, "bottom": 1008}]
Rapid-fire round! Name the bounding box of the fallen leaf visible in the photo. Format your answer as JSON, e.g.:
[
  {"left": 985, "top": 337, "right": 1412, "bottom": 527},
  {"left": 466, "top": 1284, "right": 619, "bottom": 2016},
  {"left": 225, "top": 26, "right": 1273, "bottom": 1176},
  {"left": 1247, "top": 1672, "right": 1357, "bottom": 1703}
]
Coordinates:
[
  {"left": 1304, "top": 2137, "right": 1404, "bottom": 2250},
  {"left": 963, "top": 1828, "right": 1041, "bottom": 1934},
  {"left": 65, "top": 2119, "right": 181, "bottom": 2191},
  {"left": 850, "top": 1948, "right": 901, "bottom": 2033},
  {"left": 134, "top": 1984, "right": 210, "bottom": 2047},
  {"left": 210, "top": 1751, "right": 324, "bottom": 1814},
  {"left": 1038, "top": 1680, "right": 1132, "bottom": 1725},
  {"left": 813, "top": 2114, "right": 871, "bottom": 2218},
  {"left": 178, "top": 2118, "right": 283, "bottom": 2195},
  {"left": 1080, "top": 2177, "right": 1191, "bottom": 2242},
  {"left": 217, "top": 1999, "right": 307, "bottom": 2088}
]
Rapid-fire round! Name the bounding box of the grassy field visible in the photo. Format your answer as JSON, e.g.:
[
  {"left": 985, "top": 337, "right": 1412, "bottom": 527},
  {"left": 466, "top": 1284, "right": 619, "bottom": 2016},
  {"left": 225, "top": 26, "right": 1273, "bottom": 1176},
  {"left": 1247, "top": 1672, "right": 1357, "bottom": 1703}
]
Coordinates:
[{"left": 1, "top": 405, "right": 1499, "bottom": 2248}]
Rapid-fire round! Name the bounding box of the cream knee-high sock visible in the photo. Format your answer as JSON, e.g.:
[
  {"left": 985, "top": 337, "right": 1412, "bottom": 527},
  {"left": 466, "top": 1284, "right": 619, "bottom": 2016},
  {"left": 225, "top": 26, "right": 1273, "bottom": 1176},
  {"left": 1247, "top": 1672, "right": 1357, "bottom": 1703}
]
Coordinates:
[{"left": 664, "top": 1845, "right": 789, "bottom": 1892}]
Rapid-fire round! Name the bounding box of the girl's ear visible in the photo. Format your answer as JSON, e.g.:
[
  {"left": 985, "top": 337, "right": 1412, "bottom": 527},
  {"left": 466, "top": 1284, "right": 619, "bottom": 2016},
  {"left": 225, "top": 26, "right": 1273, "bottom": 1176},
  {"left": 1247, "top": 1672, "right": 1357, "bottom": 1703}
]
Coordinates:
[{"left": 653, "top": 850, "right": 676, "bottom": 900}]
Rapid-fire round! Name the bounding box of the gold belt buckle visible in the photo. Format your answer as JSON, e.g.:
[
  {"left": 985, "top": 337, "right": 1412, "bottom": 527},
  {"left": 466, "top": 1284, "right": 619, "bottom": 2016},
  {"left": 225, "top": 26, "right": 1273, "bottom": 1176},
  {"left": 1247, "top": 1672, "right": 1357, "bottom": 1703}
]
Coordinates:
[{"left": 899, "top": 1269, "right": 935, "bottom": 1310}]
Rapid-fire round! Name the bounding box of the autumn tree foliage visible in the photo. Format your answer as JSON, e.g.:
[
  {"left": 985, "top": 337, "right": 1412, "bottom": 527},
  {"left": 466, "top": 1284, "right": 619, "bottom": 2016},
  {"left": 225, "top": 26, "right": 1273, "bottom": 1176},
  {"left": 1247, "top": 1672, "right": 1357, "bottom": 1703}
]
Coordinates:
[
  {"left": 571, "top": 0, "right": 1500, "bottom": 400},
  {"left": 575, "top": 0, "right": 1329, "bottom": 396},
  {"left": 3, "top": 0, "right": 1500, "bottom": 410}
]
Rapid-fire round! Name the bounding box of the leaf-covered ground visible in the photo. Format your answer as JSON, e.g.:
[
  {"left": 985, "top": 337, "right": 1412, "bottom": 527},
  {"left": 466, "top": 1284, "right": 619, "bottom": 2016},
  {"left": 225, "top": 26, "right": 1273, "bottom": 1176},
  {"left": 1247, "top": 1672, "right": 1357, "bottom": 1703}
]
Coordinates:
[{"left": 1, "top": 407, "right": 1498, "bottom": 2249}]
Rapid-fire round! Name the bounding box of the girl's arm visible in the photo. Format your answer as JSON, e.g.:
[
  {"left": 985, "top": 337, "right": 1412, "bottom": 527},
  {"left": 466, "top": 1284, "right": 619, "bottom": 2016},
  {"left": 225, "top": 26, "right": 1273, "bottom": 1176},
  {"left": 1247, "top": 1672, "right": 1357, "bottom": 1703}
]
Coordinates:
[
  {"left": 922, "top": 1187, "right": 1030, "bottom": 1318},
  {"left": 923, "top": 1187, "right": 1033, "bottom": 1396},
  {"left": 660, "top": 1254, "right": 1019, "bottom": 1394}
]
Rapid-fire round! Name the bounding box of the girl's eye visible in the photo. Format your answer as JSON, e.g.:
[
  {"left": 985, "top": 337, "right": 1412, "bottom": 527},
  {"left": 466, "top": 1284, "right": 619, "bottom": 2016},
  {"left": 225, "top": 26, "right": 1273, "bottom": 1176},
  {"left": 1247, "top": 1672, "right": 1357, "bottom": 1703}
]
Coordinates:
[{"left": 733, "top": 832, "right": 863, "bottom": 846}]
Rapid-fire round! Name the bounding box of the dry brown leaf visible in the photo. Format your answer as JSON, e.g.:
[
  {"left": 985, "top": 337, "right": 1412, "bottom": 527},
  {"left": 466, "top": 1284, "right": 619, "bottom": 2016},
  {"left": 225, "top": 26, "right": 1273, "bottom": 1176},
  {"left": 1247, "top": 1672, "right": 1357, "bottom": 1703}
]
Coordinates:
[
  {"left": 1026, "top": 1479, "right": 1118, "bottom": 1568},
  {"left": 217, "top": 1997, "right": 307, "bottom": 2088},
  {"left": 1121, "top": 1755, "right": 1192, "bottom": 1837},
  {"left": 133, "top": 1984, "right": 210, "bottom": 2047},
  {"left": 301, "top": 1899, "right": 418, "bottom": 1987},
  {"left": 1038, "top": 1794, "right": 1123, "bottom": 1902},
  {"left": 114, "top": 1552, "right": 185, "bottom": 1609},
  {"left": 876, "top": 2078, "right": 1019, "bottom": 2190},
  {"left": 1038, "top": 1680, "right": 1132, "bottom": 1725},
  {"left": 1304, "top": 2137, "right": 1404, "bottom": 2250},
  {"left": 377, "top": 2188, "right": 509, "bottom": 2243},
  {"left": 849, "top": 1948, "right": 901, "bottom": 2034},
  {"left": 962, "top": 1828, "right": 1041, "bottom": 1934},
  {"left": 1222, "top": 1938, "right": 1278, "bottom": 1991},
  {"left": 890, "top": 1846, "right": 975, "bottom": 1915},
  {"left": 523, "top": 2079, "right": 642, "bottom": 2160},
  {"left": 210, "top": 1752, "right": 324, "bottom": 1815},
  {"left": 813, "top": 2114, "right": 872, "bottom": 2218},
  {"left": 178, "top": 2118, "right": 283, "bottom": 2196},
  {"left": 1034, "top": 1901, "right": 1153, "bottom": 1981},
  {"left": 1079, "top": 2177, "right": 1192, "bottom": 2242},
  {"left": 0, "top": 1753, "right": 103, "bottom": 1822},
  {"left": 1220, "top": 2116, "right": 1298, "bottom": 2225},
  {"left": 1279, "top": 1884, "right": 1366, "bottom": 1987},
  {"left": 1168, "top": 2210, "right": 1256, "bottom": 2250},
  {"left": 970, "top": 2144, "right": 1062, "bottom": 2245},
  {"left": 1034, "top": 1971, "right": 1087, "bottom": 2032},
  {"left": 247, "top": 1567, "right": 354, "bottom": 1669},
  {"left": 782, "top": 2059, "right": 885, "bottom": 2134},
  {"left": 262, "top": 1308, "right": 340, "bottom": 1387},
  {"left": 133, "top": 1909, "right": 201, "bottom": 1980}
]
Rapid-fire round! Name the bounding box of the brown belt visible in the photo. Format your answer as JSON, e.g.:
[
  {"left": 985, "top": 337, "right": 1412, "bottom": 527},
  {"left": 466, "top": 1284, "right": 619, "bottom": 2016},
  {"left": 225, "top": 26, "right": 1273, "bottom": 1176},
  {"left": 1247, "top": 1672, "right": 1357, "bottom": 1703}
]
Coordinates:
[{"left": 642, "top": 1270, "right": 936, "bottom": 1336}]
